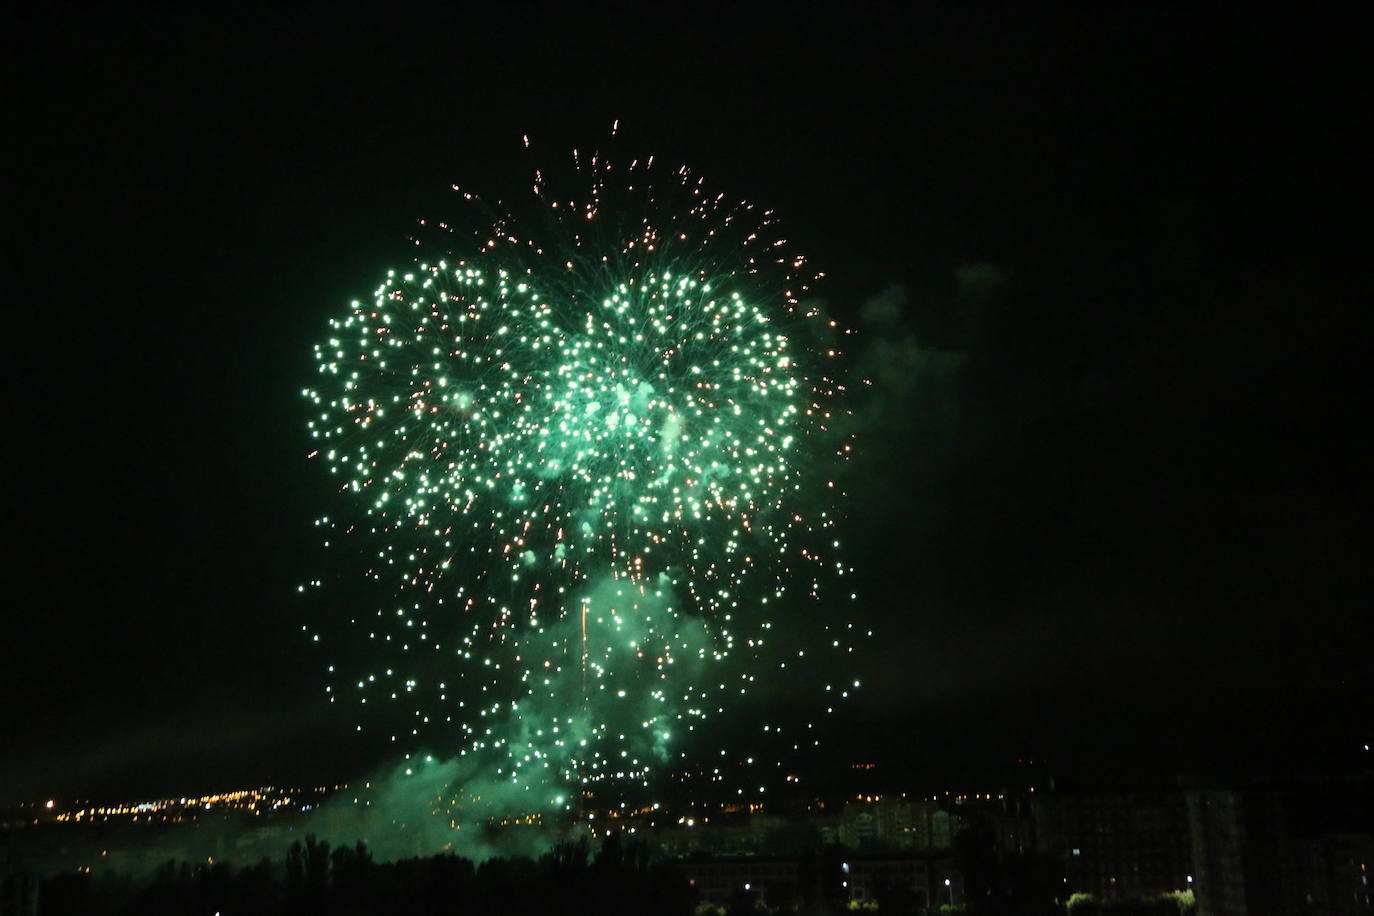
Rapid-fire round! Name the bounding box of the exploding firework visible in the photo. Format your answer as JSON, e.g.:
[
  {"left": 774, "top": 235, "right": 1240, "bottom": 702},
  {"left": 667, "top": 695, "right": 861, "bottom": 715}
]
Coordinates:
[{"left": 303, "top": 137, "right": 861, "bottom": 815}]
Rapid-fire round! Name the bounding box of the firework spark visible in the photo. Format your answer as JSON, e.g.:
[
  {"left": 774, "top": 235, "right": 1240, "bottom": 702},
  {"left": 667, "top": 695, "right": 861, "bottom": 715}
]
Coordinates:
[{"left": 303, "top": 139, "right": 860, "bottom": 815}]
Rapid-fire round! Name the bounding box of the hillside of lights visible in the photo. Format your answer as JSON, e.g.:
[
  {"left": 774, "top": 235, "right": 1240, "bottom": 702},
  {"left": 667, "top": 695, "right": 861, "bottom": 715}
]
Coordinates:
[{"left": 301, "top": 139, "right": 865, "bottom": 826}]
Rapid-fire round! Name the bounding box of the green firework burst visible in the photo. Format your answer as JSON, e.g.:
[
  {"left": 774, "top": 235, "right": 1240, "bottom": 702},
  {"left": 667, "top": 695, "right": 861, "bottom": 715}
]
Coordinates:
[{"left": 303, "top": 144, "right": 860, "bottom": 813}]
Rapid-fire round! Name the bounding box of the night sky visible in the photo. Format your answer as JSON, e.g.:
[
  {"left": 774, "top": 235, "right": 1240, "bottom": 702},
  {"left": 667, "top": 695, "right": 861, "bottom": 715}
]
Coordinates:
[{"left": 6, "top": 4, "right": 1368, "bottom": 803}]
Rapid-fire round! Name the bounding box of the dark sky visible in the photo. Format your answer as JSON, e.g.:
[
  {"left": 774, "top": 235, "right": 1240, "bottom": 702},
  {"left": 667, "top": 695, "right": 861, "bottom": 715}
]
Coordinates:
[{"left": 5, "top": 3, "right": 1369, "bottom": 802}]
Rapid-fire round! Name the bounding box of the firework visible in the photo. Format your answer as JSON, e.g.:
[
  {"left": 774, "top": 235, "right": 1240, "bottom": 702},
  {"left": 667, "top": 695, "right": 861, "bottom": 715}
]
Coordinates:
[{"left": 303, "top": 138, "right": 860, "bottom": 814}]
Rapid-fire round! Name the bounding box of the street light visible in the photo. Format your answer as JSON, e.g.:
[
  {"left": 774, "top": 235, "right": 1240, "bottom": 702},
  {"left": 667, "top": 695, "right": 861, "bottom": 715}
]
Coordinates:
[{"left": 945, "top": 877, "right": 953, "bottom": 907}]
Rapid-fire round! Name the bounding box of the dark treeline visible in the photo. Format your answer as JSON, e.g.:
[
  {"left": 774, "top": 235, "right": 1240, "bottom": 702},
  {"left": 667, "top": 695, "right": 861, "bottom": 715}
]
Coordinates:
[
  {"left": 10, "top": 827, "right": 1200, "bottom": 915},
  {"left": 25, "top": 834, "right": 696, "bottom": 916}
]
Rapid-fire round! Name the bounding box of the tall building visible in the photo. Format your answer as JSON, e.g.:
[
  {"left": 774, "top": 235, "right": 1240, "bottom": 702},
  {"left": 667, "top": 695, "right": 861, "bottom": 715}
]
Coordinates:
[
  {"left": 826, "top": 797, "right": 953, "bottom": 850},
  {"left": 1034, "top": 791, "right": 1194, "bottom": 901},
  {"left": 1188, "top": 788, "right": 1374, "bottom": 916},
  {"left": 1293, "top": 832, "right": 1373, "bottom": 915},
  {"left": 674, "top": 851, "right": 962, "bottom": 910},
  {"left": 841, "top": 853, "right": 962, "bottom": 909}
]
